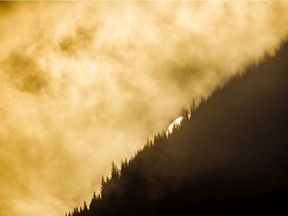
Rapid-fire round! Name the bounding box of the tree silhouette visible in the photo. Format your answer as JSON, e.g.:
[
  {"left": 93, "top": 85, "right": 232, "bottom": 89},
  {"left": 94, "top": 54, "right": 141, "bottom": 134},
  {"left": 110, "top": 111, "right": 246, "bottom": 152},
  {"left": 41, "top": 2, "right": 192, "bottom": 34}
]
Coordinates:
[{"left": 66, "top": 41, "right": 288, "bottom": 216}]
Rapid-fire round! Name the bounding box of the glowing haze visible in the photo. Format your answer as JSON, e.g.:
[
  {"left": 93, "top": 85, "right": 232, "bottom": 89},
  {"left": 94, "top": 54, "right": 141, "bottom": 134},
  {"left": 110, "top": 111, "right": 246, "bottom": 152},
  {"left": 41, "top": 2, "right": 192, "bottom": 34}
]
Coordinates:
[{"left": 0, "top": 2, "right": 288, "bottom": 216}]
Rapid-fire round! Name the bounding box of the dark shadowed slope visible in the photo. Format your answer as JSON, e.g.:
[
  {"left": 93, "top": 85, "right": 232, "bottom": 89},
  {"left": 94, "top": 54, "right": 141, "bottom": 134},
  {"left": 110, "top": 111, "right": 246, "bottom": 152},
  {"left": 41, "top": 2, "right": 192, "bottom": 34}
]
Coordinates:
[{"left": 67, "top": 42, "right": 288, "bottom": 216}]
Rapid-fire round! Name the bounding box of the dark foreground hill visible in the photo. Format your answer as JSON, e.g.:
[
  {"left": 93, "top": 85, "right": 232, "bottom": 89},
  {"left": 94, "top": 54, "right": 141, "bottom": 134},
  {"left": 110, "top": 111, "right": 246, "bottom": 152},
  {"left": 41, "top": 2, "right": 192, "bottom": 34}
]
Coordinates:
[{"left": 67, "top": 42, "right": 288, "bottom": 216}]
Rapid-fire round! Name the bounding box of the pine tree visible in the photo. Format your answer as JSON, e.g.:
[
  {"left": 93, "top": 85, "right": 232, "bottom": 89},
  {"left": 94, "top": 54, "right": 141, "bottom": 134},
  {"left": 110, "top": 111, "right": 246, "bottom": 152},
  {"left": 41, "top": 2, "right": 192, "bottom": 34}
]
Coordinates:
[{"left": 111, "top": 162, "right": 120, "bottom": 180}]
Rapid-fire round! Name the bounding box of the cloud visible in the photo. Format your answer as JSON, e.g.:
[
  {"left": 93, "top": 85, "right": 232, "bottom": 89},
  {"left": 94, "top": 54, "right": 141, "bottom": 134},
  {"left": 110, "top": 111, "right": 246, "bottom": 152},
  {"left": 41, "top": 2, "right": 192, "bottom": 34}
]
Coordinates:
[
  {"left": 2, "top": 52, "right": 49, "bottom": 94},
  {"left": 0, "top": 2, "right": 288, "bottom": 216}
]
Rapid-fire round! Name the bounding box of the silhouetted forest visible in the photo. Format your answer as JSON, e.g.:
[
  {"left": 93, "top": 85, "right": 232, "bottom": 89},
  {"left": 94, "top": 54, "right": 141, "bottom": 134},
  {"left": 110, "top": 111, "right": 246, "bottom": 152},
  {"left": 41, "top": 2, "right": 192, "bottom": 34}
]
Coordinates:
[{"left": 66, "top": 42, "right": 288, "bottom": 216}]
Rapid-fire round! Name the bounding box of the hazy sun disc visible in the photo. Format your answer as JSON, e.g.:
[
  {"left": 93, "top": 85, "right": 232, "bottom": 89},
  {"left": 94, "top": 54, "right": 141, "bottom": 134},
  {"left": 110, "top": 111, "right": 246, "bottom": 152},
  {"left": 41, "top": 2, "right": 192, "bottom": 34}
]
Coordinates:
[{"left": 167, "top": 116, "right": 184, "bottom": 134}]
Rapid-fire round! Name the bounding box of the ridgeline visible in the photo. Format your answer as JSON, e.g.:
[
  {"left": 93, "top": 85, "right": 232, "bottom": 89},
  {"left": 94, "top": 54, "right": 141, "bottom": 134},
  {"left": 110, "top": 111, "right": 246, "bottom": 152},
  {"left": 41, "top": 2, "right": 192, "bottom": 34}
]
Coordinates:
[{"left": 67, "top": 42, "right": 288, "bottom": 216}]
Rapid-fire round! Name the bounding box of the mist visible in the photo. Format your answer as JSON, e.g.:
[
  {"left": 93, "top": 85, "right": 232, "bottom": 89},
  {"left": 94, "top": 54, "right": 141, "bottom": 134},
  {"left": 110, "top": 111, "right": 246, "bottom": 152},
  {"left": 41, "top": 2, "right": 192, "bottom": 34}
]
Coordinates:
[{"left": 0, "top": 2, "right": 288, "bottom": 216}]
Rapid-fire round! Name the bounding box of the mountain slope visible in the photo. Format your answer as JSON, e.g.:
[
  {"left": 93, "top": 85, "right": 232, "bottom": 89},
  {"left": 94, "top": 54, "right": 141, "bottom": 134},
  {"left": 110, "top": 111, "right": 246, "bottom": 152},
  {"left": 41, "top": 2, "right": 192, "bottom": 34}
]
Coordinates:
[{"left": 68, "top": 42, "right": 288, "bottom": 216}]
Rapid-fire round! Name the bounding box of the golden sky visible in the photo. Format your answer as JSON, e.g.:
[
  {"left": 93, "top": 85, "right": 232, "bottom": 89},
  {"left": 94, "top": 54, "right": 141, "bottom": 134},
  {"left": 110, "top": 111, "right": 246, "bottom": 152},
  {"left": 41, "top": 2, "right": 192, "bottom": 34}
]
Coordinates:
[{"left": 0, "top": 2, "right": 288, "bottom": 216}]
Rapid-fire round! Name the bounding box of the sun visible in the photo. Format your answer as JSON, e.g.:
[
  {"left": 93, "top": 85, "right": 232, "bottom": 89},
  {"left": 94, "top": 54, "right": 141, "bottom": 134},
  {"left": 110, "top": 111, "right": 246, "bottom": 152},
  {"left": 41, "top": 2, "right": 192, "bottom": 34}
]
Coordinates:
[{"left": 167, "top": 116, "right": 184, "bottom": 134}]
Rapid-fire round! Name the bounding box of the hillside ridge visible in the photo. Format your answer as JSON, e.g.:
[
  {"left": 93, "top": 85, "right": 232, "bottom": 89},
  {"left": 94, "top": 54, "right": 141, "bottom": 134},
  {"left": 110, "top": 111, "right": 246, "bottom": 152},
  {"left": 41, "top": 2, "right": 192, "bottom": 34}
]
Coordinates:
[{"left": 67, "top": 42, "right": 288, "bottom": 216}]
